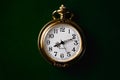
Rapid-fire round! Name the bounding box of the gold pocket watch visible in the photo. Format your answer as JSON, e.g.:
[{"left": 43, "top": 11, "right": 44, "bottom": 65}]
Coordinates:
[{"left": 38, "top": 5, "right": 86, "bottom": 67}]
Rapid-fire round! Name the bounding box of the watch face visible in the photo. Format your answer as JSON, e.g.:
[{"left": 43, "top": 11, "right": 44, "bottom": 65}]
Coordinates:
[{"left": 41, "top": 23, "right": 83, "bottom": 62}]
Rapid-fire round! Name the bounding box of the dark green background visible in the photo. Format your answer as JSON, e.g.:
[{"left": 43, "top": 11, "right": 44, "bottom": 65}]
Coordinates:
[{"left": 1, "top": 0, "right": 120, "bottom": 80}]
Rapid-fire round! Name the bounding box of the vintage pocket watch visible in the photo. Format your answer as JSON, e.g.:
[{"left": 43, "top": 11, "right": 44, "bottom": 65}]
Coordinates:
[{"left": 38, "top": 5, "right": 86, "bottom": 67}]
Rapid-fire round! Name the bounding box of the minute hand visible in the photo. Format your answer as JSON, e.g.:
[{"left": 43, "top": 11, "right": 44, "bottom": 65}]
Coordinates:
[{"left": 63, "top": 38, "right": 73, "bottom": 44}]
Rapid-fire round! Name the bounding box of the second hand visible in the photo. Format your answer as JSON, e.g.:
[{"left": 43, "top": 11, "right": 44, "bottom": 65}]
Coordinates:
[{"left": 62, "top": 44, "right": 68, "bottom": 53}]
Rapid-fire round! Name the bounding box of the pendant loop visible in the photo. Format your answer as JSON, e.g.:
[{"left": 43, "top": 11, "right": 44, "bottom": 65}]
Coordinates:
[{"left": 52, "top": 4, "right": 74, "bottom": 20}]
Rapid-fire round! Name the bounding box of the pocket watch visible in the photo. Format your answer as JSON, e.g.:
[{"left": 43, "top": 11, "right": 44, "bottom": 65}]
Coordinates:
[{"left": 38, "top": 5, "right": 86, "bottom": 67}]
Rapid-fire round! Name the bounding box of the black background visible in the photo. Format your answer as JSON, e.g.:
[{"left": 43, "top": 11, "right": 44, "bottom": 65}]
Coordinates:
[{"left": 1, "top": 0, "right": 120, "bottom": 80}]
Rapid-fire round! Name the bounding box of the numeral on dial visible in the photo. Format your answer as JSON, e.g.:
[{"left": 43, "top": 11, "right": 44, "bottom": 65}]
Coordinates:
[
  {"left": 54, "top": 29, "right": 58, "bottom": 34},
  {"left": 67, "top": 52, "right": 71, "bottom": 57},
  {"left": 72, "top": 34, "right": 76, "bottom": 39},
  {"left": 60, "top": 27, "right": 65, "bottom": 32},
  {"left": 68, "top": 29, "right": 70, "bottom": 34},
  {"left": 49, "top": 34, "right": 54, "bottom": 38},
  {"left": 49, "top": 47, "right": 52, "bottom": 52},
  {"left": 54, "top": 51, "right": 57, "bottom": 56},
  {"left": 60, "top": 54, "right": 64, "bottom": 58},
  {"left": 74, "top": 40, "right": 78, "bottom": 45},
  {"left": 46, "top": 40, "right": 50, "bottom": 45},
  {"left": 72, "top": 47, "right": 76, "bottom": 52}
]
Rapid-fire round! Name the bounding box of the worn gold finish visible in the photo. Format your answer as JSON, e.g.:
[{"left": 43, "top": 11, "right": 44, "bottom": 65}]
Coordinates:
[{"left": 38, "top": 4, "right": 86, "bottom": 67}]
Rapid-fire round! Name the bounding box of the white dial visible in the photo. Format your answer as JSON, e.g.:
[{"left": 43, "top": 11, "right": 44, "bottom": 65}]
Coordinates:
[{"left": 43, "top": 23, "right": 82, "bottom": 62}]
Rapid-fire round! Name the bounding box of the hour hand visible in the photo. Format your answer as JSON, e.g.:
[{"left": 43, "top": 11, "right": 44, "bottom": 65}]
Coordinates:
[{"left": 54, "top": 42, "right": 61, "bottom": 47}]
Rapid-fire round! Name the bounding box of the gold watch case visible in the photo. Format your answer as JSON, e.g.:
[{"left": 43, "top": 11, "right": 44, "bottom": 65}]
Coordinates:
[{"left": 38, "top": 5, "right": 86, "bottom": 67}]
